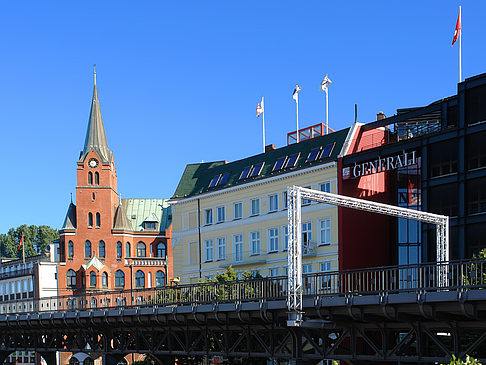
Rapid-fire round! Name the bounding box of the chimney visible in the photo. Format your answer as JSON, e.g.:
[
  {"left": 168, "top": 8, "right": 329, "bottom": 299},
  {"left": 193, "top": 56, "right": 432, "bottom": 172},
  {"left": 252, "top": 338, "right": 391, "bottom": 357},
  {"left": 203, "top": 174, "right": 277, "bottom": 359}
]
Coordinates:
[
  {"left": 377, "top": 111, "right": 386, "bottom": 121},
  {"left": 265, "top": 144, "right": 276, "bottom": 153}
]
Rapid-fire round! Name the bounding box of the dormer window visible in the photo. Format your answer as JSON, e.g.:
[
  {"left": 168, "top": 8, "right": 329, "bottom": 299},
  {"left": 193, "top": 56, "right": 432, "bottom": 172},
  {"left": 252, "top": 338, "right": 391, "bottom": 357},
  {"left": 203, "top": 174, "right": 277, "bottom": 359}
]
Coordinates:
[{"left": 143, "top": 221, "right": 157, "bottom": 230}]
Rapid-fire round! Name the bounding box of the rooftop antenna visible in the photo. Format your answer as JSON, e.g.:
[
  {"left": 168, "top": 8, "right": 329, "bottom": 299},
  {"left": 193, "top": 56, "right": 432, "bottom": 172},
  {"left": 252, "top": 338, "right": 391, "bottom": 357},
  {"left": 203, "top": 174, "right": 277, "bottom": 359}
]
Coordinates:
[
  {"left": 70, "top": 192, "right": 73, "bottom": 204},
  {"left": 354, "top": 104, "right": 358, "bottom": 124}
]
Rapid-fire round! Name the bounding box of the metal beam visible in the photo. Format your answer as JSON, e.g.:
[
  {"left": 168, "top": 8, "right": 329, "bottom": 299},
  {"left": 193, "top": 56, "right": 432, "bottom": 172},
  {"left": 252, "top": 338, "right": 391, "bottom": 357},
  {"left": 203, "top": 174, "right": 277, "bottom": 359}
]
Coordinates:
[{"left": 287, "top": 185, "right": 450, "bottom": 325}]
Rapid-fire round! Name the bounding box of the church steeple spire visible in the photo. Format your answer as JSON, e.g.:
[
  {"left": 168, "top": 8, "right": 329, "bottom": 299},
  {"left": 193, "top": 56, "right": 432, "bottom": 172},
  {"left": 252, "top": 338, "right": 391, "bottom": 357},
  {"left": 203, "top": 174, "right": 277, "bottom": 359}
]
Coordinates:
[{"left": 80, "top": 65, "right": 111, "bottom": 163}]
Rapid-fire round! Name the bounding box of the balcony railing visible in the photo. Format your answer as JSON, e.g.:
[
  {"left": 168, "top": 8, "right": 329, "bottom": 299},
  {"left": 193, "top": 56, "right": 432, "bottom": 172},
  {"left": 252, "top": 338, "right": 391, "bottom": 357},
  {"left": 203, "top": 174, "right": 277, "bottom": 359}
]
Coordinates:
[
  {"left": 0, "top": 268, "right": 34, "bottom": 280},
  {"left": 124, "top": 257, "right": 166, "bottom": 266},
  {"left": 2, "top": 259, "right": 486, "bottom": 315}
]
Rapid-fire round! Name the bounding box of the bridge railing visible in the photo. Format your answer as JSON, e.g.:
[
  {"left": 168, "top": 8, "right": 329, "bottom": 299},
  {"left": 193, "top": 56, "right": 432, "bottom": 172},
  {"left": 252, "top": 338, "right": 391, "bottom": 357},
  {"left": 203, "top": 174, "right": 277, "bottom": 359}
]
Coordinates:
[{"left": 1, "top": 259, "right": 485, "bottom": 315}]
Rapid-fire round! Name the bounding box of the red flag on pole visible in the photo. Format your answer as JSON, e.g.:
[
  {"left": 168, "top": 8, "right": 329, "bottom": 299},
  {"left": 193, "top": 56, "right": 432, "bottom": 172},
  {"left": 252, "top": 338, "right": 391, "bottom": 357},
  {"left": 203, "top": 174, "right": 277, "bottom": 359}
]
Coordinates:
[
  {"left": 452, "top": 9, "right": 461, "bottom": 46},
  {"left": 17, "top": 232, "right": 24, "bottom": 250}
]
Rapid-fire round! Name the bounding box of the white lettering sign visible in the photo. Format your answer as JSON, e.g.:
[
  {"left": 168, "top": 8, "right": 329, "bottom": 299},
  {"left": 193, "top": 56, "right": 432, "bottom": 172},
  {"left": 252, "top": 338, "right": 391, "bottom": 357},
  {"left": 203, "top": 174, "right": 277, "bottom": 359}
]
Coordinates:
[{"left": 343, "top": 151, "right": 417, "bottom": 179}]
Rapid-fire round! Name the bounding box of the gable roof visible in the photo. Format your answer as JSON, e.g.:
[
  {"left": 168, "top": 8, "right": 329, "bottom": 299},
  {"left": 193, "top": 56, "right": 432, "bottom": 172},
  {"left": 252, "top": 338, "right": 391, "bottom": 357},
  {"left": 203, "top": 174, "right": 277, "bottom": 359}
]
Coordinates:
[{"left": 172, "top": 128, "right": 350, "bottom": 199}]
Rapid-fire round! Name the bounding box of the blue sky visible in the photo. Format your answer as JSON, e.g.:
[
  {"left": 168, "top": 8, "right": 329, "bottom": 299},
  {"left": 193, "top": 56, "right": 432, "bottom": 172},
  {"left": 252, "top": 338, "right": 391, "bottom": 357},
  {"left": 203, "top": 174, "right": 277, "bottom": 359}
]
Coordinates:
[{"left": 0, "top": 1, "right": 483, "bottom": 234}]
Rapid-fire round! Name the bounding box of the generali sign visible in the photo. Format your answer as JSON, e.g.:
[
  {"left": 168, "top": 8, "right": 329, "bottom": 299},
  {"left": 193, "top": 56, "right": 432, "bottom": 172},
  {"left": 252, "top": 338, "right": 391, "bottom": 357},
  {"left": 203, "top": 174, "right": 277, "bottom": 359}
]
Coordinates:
[{"left": 343, "top": 151, "right": 418, "bottom": 180}]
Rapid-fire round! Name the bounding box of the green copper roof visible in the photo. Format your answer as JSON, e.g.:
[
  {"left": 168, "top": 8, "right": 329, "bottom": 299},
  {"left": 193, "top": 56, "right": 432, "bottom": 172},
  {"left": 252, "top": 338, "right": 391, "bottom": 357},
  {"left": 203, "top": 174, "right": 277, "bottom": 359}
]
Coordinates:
[
  {"left": 122, "top": 199, "right": 172, "bottom": 233},
  {"left": 172, "top": 128, "right": 350, "bottom": 199}
]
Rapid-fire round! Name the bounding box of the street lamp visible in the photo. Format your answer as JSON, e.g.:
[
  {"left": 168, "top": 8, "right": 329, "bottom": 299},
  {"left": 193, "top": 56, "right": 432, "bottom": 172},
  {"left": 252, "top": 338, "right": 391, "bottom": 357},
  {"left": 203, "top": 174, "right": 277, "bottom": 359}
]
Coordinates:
[{"left": 320, "top": 74, "right": 332, "bottom": 134}]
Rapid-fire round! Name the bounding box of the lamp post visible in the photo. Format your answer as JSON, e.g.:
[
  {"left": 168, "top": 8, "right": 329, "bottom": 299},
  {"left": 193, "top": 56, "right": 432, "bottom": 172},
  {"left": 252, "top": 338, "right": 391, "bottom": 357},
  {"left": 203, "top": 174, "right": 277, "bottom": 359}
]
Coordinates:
[{"left": 320, "top": 75, "right": 332, "bottom": 134}]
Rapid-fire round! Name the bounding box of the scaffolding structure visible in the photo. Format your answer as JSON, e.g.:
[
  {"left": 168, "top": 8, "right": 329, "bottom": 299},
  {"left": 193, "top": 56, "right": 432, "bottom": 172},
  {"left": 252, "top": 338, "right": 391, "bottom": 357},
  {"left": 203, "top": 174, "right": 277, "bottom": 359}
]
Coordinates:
[{"left": 287, "top": 185, "right": 449, "bottom": 326}]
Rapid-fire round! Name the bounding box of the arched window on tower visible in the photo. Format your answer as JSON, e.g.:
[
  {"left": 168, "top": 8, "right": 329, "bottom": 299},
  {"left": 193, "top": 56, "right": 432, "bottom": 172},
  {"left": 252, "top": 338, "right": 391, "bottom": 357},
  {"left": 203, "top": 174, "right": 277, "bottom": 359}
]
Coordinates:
[
  {"left": 155, "top": 270, "right": 166, "bottom": 287},
  {"left": 102, "top": 272, "right": 108, "bottom": 287},
  {"left": 156, "top": 242, "right": 166, "bottom": 258},
  {"left": 135, "top": 270, "right": 145, "bottom": 288},
  {"left": 88, "top": 213, "right": 93, "bottom": 228},
  {"left": 126, "top": 242, "right": 131, "bottom": 257},
  {"left": 88, "top": 172, "right": 93, "bottom": 185},
  {"left": 68, "top": 241, "right": 74, "bottom": 258},
  {"left": 85, "top": 241, "right": 92, "bottom": 258},
  {"left": 96, "top": 213, "right": 101, "bottom": 228},
  {"left": 99, "top": 241, "right": 105, "bottom": 258},
  {"left": 95, "top": 172, "right": 99, "bottom": 185},
  {"left": 115, "top": 270, "right": 125, "bottom": 288},
  {"left": 67, "top": 269, "right": 76, "bottom": 288},
  {"left": 90, "top": 271, "right": 96, "bottom": 287},
  {"left": 116, "top": 241, "right": 122, "bottom": 259},
  {"left": 137, "top": 242, "right": 146, "bottom": 257}
]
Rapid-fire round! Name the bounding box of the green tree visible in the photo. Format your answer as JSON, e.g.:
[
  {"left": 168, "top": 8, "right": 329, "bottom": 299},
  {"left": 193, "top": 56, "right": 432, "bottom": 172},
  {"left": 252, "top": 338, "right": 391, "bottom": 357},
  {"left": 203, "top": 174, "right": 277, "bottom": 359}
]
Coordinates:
[
  {"left": 443, "top": 354, "right": 482, "bottom": 364},
  {"left": 0, "top": 225, "right": 59, "bottom": 258}
]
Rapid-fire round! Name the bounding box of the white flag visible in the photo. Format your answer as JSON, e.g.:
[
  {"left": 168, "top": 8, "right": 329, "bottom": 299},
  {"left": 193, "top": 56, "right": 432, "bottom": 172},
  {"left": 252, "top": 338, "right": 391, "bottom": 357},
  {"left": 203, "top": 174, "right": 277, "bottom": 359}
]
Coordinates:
[{"left": 292, "top": 84, "right": 301, "bottom": 101}]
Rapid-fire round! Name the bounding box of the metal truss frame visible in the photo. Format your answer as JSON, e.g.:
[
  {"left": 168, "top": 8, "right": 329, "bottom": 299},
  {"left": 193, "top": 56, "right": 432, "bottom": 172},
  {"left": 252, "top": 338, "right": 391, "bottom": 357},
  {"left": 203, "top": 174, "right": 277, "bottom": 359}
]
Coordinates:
[{"left": 287, "top": 185, "right": 450, "bottom": 325}]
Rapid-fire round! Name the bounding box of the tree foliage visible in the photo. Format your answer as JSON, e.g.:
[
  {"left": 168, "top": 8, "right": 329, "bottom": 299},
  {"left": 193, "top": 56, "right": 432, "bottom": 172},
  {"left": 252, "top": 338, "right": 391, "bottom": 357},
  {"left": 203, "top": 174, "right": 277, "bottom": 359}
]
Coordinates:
[
  {"left": 443, "top": 354, "right": 482, "bottom": 364},
  {"left": 0, "top": 224, "right": 59, "bottom": 258}
]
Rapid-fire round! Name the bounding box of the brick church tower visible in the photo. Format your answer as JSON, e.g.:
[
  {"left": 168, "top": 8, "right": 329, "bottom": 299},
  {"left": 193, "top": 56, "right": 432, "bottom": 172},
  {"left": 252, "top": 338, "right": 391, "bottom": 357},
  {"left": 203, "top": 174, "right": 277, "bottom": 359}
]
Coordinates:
[{"left": 58, "top": 70, "right": 173, "bottom": 298}]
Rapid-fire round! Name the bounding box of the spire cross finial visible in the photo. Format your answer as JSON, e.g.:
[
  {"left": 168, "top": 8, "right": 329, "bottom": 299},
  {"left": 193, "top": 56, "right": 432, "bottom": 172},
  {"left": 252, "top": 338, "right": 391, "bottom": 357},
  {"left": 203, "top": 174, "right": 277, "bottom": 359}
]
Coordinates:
[{"left": 93, "top": 64, "right": 97, "bottom": 85}]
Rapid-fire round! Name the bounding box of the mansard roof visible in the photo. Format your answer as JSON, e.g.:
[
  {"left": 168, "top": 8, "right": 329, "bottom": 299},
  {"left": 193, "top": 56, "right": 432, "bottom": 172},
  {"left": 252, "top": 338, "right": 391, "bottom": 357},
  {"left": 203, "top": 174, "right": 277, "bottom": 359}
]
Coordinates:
[{"left": 172, "top": 127, "right": 350, "bottom": 199}]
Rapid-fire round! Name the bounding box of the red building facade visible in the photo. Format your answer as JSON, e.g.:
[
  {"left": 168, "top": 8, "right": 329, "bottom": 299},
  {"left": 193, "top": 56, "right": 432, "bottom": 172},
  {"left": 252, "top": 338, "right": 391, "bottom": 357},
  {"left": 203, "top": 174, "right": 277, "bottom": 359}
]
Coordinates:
[{"left": 58, "top": 72, "right": 173, "bottom": 299}]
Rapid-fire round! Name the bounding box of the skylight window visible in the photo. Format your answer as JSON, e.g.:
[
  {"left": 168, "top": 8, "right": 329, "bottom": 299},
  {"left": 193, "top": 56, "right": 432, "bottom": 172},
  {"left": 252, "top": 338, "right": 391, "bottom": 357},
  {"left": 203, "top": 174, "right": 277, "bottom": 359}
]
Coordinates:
[
  {"left": 208, "top": 175, "right": 220, "bottom": 188},
  {"left": 250, "top": 162, "right": 264, "bottom": 177},
  {"left": 219, "top": 172, "right": 230, "bottom": 185},
  {"left": 240, "top": 167, "right": 252, "bottom": 180},
  {"left": 321, "top": 143, "right": 335, "bottom": 159},
  {"left": 285, "top": 153, "right": 300, "bottom": 168},
  {"left": 273, "top": 157, "right": 287, "bottom": 171},
  {"left": 306, "top": 148, "right": 321, "bottom": 162}
]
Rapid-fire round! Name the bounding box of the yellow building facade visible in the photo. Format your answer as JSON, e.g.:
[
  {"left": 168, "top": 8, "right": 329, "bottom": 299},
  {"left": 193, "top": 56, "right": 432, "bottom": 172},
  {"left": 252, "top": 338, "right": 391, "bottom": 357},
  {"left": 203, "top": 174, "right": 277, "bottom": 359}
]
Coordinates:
[{"left": 170, "top": 128, "right": 350, "bottom": 284}]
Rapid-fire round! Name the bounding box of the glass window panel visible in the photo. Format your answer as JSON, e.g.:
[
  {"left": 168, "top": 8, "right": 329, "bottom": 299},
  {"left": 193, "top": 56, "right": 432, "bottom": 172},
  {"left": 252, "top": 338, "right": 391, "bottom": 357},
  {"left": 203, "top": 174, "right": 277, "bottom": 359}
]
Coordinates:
[
  {"left": 251, "top": 163, "right": 264, "bottom": 177},
  {"left": 306, "top": 148, "right": 321, "bottom": 162},
  {"left": 208, "top": 175, "right": 220, "bottom": 188},
  {"left": 218, "top": 172, "right": 230, "bottom": 185},
  {"left": 285, "top": 154, "right": 300, "bottom": 168},
  {"left": 240, "top": 167, "right": 251, "bottom": 179},
  {"left": 321, "top": 143, "right": 335, "bottom": 158},
  {"left": 273, "top": 157, "right": 286, "bottom": 171}
]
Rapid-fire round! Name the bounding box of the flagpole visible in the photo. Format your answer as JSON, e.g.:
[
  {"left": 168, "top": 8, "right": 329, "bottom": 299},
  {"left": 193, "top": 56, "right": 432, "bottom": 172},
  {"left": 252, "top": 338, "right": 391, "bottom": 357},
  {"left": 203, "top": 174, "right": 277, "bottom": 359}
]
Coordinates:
[
  {"left": 22, "top": 233, "right": 25, "bottom": 264},
  {"left": 459, "top": 5, "right": 462, "bottom": 83},
  {"left": 325, "top": 88, "right": 329, "bottom": 134},
  {"left": 296, "top": 97, "right": 299, "bottom": 143},
  {"left": 262, "top": 96, "right": 265, "bottom": 152}
]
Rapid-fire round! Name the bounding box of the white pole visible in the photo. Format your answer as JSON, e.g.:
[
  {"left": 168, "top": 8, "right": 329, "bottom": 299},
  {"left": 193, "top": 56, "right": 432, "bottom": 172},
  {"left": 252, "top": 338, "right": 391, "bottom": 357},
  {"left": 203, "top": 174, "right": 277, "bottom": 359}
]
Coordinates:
[
  {"left": 459, "top": 5, "right": 462, "bottom": 83},
  {"left": 325, "top": 88, "right": 329, "bottom": 134},
  {"left": 296, "top": 97, "right": 299, "bottom": 143},
  {"left": 262, "top": 96, "right": 265, "bottom": 152}
]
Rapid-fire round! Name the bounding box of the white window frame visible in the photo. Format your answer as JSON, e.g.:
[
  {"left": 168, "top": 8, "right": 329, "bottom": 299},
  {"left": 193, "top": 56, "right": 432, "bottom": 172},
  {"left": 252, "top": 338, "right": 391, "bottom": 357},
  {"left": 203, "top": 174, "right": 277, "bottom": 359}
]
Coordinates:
[
  {"left": 268, "top": 194, "right": 279, "bottom": 212},
  {"left": 303, "top": 264, "right": 313, "bottom": 274},
  {"left": 320, "top": 181, "right": 331, "bottom": 193},
  {"left": 216, "top": 206, "right": 225, "bottom": 223},
  {"left": 217, "top": 237, "right": 226, "bottom": 260},
  {"left": 233, "top": 234, "right": 244, "bottom": 263},
  {"left": 302, "top": 186, "right": 312, "bottom": 206},
  {"left": 233, "top": 202, "right": 243, "bottom": 220},
  {"left": 282, "top": 191, "right": 288, "bottom": 209},
  {"left": 319, "top": 217, "right": 332, "bottom": 246},
  {"left": 268, "top": 227, "right": 279, "bottom": 253},
  {"left": 204, "top": 239, "right": 214, "bottom": 262},
  {"left": 282, "top": 225, "right": 289, "bottom": 251},
  {"left": 249, "top": 231, "right": 261, "bottom": 256},
  {"left": 250, "top": 198, "right": 260, "bottom": 216},
  {"left": 320, "top": 261, "right": 332, "bottom": 290},
  {"left": 302, "top": 221, "right": 312, "bottom": 244},
  {"left": 204, "top": 209, "right": 213, "bottom": 225},
  {"left": 269, "top": 268, "right": 279, "bottom": 277}
]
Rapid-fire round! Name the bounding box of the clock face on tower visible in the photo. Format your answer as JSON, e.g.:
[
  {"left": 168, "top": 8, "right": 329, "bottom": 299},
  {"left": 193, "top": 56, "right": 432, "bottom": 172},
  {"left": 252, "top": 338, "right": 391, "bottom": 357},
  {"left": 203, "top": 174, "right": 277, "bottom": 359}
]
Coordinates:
[{"left": 88, "top": 158, "right": 99, "bottom": 168}]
